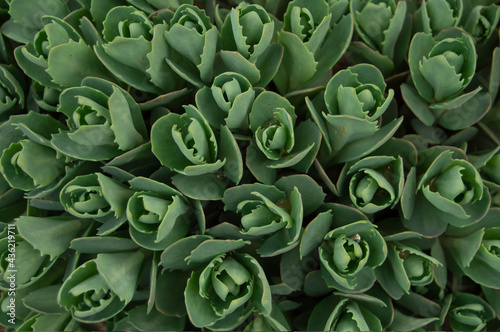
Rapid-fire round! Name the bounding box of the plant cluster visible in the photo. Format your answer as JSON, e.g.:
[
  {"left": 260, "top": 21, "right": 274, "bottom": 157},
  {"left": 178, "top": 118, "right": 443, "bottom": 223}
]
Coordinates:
[{"left": 0, "top": 0, "right": 499, "bottom": 331}]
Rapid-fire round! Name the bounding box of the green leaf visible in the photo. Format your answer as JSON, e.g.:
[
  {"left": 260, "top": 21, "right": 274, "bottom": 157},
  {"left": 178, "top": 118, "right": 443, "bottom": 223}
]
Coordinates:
[
  {"left": 333, "top": 117, "right": 403, "bottom": 163},
  {"left": 219, "top": 126, "right": 243, "bottom": 184},
  {"left": 22, "top": 284, "right": 66, "bottom": 315},
  {"left": 70, "top": 237, "right": 139, "bottom": 254},
  {"left": 160, "top": 235, "right": 211, "bottom": 271},
  {"left": 16, "top": 216, "right": 89, "bottom": 259},
  {"left": 389, "top": 310, "right": 438, "bottom": 331},
  {"left": 437, "top": 91, "right": 491, "bottom": 130},
  {"left": 274, "top": 31, "right": 317, "bottom": 94},
  {"left": 95, "top": 251, "right": 144, "bottom": 303},
  {"left": 156, "top": 269, "right": 191, "bottom": 316},
  {"left": 46, "top": 39, "right": 113, "bottom": 88},
  {"left": 218, "top": 51, "right": 261, "bottom": 84},
  {"left": 172, "top": 173, "right": 226, "bottom": 200},
  {"left": 275, "top": 174, "right": 325, "bottom": 216},
  {"left": 401, "top": 83, "right": 435, "bottom": 126},
  {"left": 299, "top": 210, "right": 332, "bottom": 258},
  {"left": 127, "top": 304, "right": 185, "bottom": 331},
  {"left": 185, "top": 270, "right": 220, "bottom": 327},
  {"left": 187, "top": 239, "right": 250, "bottom": 264}
]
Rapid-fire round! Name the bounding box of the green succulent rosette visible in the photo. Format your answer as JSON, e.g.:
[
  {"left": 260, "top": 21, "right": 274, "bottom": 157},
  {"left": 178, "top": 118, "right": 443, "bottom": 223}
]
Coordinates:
[
  {"left": 414, "top": 0, "right": 463, "bottom": 34},
  {"left": 308, "top": 295, "right": 384, "bottom": 331},
  {"left": 0, "top": 111, "right": 98, "bottom": 200},
  {"left": 222, "top": 183, "right": 302, "bottom": 257},
  {"left": 328, "top": 0, "right": 351, "bottom": 24},
  {"left": 1, "top": 0, "right": 70, "bottom": 44},
  {"left": 350, "top": 0, "right": 411, "bottom": 75},
  {"left": 1, "top": 216, "right": 89, "bottom": 291},
  {"left": 440, "top": 293, "right": 496, "bottom": 331},
  {"left": 0, "top": 234, "right": 55, "bottom": 292},
  {"left": 246, "top": 91, "right": 321, "bottom": 184},
  {"left": 300, "top": 204, "right": 387, "bottom": 293},
  {"left": 337, "top": 156, "right": 404, "bottom": 214},
  {"left": 464, "top": 4, "right": 500, "bottom": 44},
  {"left": 442, "top": 208, "right": 500, "bottom": 289},
  {"left": 402, "top": 28, "right": 492, "bottom": 130},
  {"left": 151, "top": 105, "right": 243, "bottom": 200},
  {"left": 375, "top": 238, "right": 442, "bottom": 300},
  {"left": 0, "top": 65, "right": 25, "bottom": 122},
  {"left": 51, "top": 78, "right": 148, "bottom": 161},
  {"left": 0, "top": 138, "right": 66, "bottom": 193},
  {"left": 196, "top": 72, "right": 256, "bottom": 132},
  {"left": 185, "top": 253, "right": 272, "bottom": 330},
  {"left": 94, "top": 6, "right": 183, "bottom": 94},
  {"left": 164, "top": 4, "right": 219, "bottom": 87},
  {"left": 14, "top": 15, "right": 113, "bottom": 90},
  {"left": 273, "top": 0, "right": 353, "bottom": 94},
  {"left": 218, "top": 4, "right": 283, "bottom": 87},
  {"left": 401, "top": 146, "right": 490, "bottom": 237},
  {"left": 60, "top": 172, "right": 133, "bottom": 235},
  {"left": 307, "top": 64, "right": 402, "bottom": 164},
  {"left": 58, "top": 251, "right": 145, "bottom": 323},
  {"left": 126, "top": 176, "right": 195, "bottom": 250}
]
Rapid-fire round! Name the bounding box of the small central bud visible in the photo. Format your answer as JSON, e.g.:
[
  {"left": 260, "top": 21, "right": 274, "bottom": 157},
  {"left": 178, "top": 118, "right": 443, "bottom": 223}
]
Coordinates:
[
  {"left": 350, "top": 234, "right": 361, "bottom": 242},
  {"left": 399, "top": 249, "right": 410, "bottom": 259},
  {"left": 275, "top": 197, "right": 291, "bottom": 210}
]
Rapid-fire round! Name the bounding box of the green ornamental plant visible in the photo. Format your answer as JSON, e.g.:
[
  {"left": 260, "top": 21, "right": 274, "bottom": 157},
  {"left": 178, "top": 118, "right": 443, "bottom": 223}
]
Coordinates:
[{"left": 0, "top": 0, "right": 499, "bottom": 331}]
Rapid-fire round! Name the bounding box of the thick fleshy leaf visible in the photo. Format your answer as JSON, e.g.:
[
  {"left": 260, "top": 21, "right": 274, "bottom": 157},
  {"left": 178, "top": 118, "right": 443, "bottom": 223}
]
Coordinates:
[
  {"left": 95, "top": 251, "right": 144, "bottom": 303},
  {"left": 16, "top": 216, "right": 89, "bottom": 259}
]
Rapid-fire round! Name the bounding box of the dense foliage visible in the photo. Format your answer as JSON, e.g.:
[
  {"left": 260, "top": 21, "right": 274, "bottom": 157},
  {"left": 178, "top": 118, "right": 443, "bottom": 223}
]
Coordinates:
[{"left": 0, "top": 0, "right": 499, "bottom": 330}]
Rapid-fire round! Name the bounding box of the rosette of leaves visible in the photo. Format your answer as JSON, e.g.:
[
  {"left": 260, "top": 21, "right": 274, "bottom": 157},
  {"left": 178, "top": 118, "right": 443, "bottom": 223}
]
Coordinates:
[
  {"left": 94, "top": 6, "right": 183, "bottom": 94},
  {"left": 246, "top": 91, "right": 321, "bottom": 184},
  {"left": 401, "top": 28, "right": 492, "bottom": 130},
  {"left": 463, "top": 4, "right": 500, "bottom": 44},
  {"left": 0, "top": 65, "right": 25, "bottom": 122},
  {"left": 1, "top": 0, "right": 70, "bottom": 44},
  {"left": 401, "top": 146, "right": 490, "bottom": 237},
  {"left": 273, "top": 0, "right": 353, "bottom": 94},
  {"left": 185, "top": 253, "right": 272, "bottom": 330},
  {"left": 413, "top": 0, "right": 463, "bottom": 34},
  {"left": 375, "top": 237, "right": 442, "bottom": 300},
  {"left": 308, "top": 294, "right": 384, "bottom": 331},
  {"left": 300, "top": 204, "right": 387, "bottom": 293},
  {"left": 0, "top": 111, "right": 88, "bottom": 201},
  {"left": 60, "top": 172, "right": 133, "bottom": 235},
  {"left": 14, "top": 15, "right": 113, "bottom": 89},
  {"left": 337, "top": 155, "right": 404, "bottom": 214},
  {"left": 164, "top": 4, "right": 219, "bottom": 87},
  {"left": 126, "top": 176, "right": 196, "bottom": 250},
  {"left": 441, "top": 208, "right": 500, "bottom": 289},
  {"left": 58, "top": 251, "right": 145, "bottom": 323},
  {"left": 222, "top": 183, "right": 303, "bottom": 257},
  {"left": 195, "top": 72, "right": 256, "bottom": 132},
  {"left": 218, "top": 3, "right": 283, "bottom": 87},
  {"left": 158, "top": 234, "right": 270, "bottom": 330},
  {"left": 51, "top": 77, "right": 148, "bottom": 161},
  {"left": 440, "top": 293, "right": 495, "bottom": 331},
  {"left": 307, "top": 64, "right": 402, "bottom": 164},
  {"left": 151, "top": 104, "right": 243, "bottom": 200},
  {"left": 349, "top": 0, "right": 411, "bottom": 75},
  {"left": 1, "top": 216, "right": 90, "bottom": 291}
]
